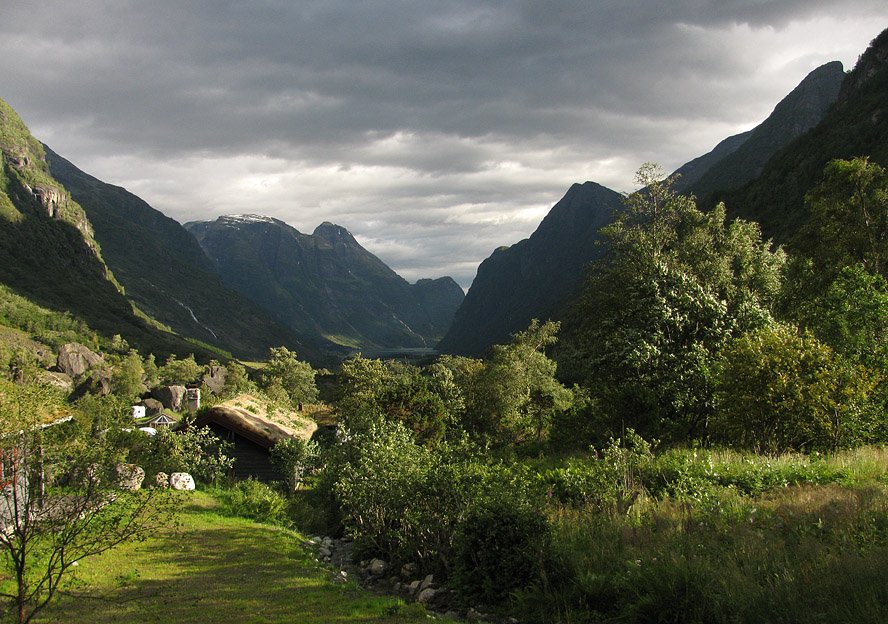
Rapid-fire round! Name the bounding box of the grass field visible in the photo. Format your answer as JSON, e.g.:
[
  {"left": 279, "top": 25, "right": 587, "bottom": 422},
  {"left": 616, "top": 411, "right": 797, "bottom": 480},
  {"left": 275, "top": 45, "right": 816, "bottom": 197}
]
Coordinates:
[{"left": 31, "top": 492, "right": 431, "bottom": 624}]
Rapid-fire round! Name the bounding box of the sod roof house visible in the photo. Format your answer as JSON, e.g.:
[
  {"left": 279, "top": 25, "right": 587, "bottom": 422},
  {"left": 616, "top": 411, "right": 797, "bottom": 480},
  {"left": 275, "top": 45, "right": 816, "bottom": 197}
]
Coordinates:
[{"left": 193, "top": 396, "right": 316, "bottom": 482}]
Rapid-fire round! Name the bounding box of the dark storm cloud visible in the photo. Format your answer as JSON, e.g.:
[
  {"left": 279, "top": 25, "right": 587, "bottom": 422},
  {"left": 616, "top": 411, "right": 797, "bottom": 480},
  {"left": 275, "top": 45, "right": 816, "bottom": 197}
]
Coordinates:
[{"left": 0, "top": 1, "right": 885, "bottom": 288}]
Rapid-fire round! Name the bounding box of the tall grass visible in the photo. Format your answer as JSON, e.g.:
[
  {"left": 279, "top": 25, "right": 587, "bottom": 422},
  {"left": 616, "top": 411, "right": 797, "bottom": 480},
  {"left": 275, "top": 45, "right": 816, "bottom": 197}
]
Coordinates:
[{"left": 518, "top": 446, "right": 888, "bottom": 623}]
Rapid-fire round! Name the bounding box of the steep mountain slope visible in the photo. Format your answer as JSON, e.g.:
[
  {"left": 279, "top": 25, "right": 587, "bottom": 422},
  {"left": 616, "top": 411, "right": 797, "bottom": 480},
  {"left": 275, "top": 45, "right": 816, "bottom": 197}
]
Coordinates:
[
  {"left": 718, "top": 28, "right": 888, "bottom": 240},
  {"left": 410, "top": 278, "right": 466, "bottom": 334},
  {"left": 43, "top": 147, "right": 323, "bottom": 361},
  {"left": 0, "top": 98, "right": 212, "bottom": 358},
  {"left": 185, "top": 216, "right": 463, "bottom": 350},
  {"left": 683, "top": 61, "right": 845, "bottom": 197},
  {"left": 671, "top": 130, "right": 752, "bottom": 193},
  {"left": 439, "top": 58, "right": 850, "bottom": 357},
  {"left": 438, "top": 182, "right": 623, "bottom": 355}
]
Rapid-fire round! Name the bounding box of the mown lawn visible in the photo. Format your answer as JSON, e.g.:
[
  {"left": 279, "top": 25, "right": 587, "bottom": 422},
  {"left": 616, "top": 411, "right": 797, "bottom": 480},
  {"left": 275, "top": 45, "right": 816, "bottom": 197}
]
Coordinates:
[{"left": 34, "top": 492, "right": 430, "bottom": 624}]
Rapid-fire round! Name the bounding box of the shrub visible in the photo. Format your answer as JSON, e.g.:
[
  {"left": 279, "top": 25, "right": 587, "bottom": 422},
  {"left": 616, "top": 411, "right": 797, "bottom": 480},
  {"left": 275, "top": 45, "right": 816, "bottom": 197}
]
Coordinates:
[
  {"left": 452, "top": 497, "right": 551, "bottom": 605},
  {"left": 123, "top": 423, "right": 234, "bottom": 485},
  {"left": 714, "top": 324, "right": 879, "bottom": 452},
  {"left": 270, "top": 437, "right": 319, "bottom": 491},
  {"left": 221, "top": 478, "right": 289, "bottom": 525}
]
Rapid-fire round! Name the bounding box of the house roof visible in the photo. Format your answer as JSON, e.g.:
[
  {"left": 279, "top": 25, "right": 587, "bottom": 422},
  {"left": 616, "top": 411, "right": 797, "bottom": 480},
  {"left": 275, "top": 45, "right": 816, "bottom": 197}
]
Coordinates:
[
  {"left": 193, "top": 398, "right": 316, "bottom": 449},
  {"left": 148, "top": 413, "right": 176, "bottom": 425}
]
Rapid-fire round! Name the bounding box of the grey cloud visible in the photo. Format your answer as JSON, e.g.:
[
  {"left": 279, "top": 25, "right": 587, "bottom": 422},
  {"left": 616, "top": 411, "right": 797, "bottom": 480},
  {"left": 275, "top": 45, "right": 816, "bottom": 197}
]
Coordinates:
[{"left": 0, "top": 1, "right": 885, "bottom": 289}]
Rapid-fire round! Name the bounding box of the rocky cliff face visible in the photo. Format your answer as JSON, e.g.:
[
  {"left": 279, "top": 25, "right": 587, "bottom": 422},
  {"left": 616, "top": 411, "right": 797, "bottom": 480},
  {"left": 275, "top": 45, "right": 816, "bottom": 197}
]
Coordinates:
[
  {"left": 438, "top": 181, "right": 623, "bottom": 356},
  {"left": 185, "top": 215, "right": 464, "bottom": 350}
]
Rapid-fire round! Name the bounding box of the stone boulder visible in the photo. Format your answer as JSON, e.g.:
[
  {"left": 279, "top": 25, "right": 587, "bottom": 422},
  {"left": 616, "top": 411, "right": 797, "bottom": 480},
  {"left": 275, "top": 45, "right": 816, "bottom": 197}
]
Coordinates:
[
  {"left": 154, "top": 472, "right": 169, "bottom": 488},
  {"left": 40, "top": 371, "right": 73, "bottom": 392},
  {"left": 57, "top": 343, "right": 103, "bottom": 378},
  {"left": 368, "top": 558, "right": 387, "bottom": 577},
  {"left": 416, "top": 587, "right": 438, "bottom": 606},
  {"left": 71, "top": 370, "right": 112, "bottom": 399},
  {"left": 152, "top": 385, "right": 186, "bottom": 411},
  {"left": 138, "top": 398, "right": 164, "bottom": 416},
  {"left": 169, "top": 472, "right": 195, "bottom": 491},
  {"left": 202, "top": 365, "right": 227, "bottom": 395},
  {"left": 115, "top": 464, "right": 145, "bottom": 490}
]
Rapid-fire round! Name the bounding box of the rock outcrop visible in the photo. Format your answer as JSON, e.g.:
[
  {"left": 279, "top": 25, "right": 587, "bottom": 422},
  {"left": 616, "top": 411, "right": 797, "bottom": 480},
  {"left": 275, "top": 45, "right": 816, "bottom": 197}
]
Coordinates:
[
  {"left": 151, "top": 385, "right": 187, "bottom": 411},
  {"left": 57, "top": 343, "right": 104, "bottom": 378}
]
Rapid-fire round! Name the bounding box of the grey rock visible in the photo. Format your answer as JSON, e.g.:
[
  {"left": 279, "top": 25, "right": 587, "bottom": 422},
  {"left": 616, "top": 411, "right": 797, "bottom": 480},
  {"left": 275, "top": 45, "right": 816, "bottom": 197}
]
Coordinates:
[
  {"left": 169, "top": 472, "right": 195, "bottom": 491},
  {"left": 57, "top": 343, "right": 103, "bottom": 378},
  {"left": 368, "top": 558, "right": 387, "bottom": 576},
  {"left": 202, "top": 364, "right": 227, "bottom": 395},
  {"left": 40, "top": 371, "right": 73, "bottom": 391},
  {"left": 416, "top": 587, "right": 437, "bottom": 605},
  {"left": 115, "top": 464, "right": 144, "bottom": 490},
  {"left": 151, "top": 385, "right": 186, "bottom": 411},
  {"left": 419, "top": 574, "right": 434, "bottom": 592},
  {"left": 139, "top": 398, "right": 164, "bottom": 415},
  {"left": 154, "top": 472, "right": 169, "bottom": 488}
]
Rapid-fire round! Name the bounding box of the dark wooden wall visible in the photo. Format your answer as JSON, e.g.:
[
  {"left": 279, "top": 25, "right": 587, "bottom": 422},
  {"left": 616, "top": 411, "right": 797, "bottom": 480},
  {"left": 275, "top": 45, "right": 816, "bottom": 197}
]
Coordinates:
[{"left": 206, "top": 423, "right": 282, "bottom": 483}]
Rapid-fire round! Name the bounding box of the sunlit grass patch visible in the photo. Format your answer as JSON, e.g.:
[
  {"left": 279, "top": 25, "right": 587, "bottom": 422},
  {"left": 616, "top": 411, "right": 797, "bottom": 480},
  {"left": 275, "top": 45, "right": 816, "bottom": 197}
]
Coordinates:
[{"left": 34, "top": 492, "right": 427, "bottom": 624}]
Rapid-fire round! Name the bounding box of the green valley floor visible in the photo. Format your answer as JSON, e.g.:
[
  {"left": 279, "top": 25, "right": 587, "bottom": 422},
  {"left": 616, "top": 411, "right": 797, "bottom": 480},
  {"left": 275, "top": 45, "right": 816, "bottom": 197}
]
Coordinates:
[{"left": 34, "top": 492, "right": 432, "bottom": 624}]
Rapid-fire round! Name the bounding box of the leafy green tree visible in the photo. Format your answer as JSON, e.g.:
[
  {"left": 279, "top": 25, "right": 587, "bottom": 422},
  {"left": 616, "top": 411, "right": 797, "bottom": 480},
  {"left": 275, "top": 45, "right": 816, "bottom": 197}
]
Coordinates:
[
  {"left": 713, "top": 324, "right": 879, "bottom": 453},
  {"left": 801, "top": 157, "right": 887, "bottom": 280},
  {"left": 560, "top": 164, "right": 785, "bottom": 442},
  {"left": 158, "top": 353, "right": 202, "bottom": 386},
  {"left": 221, "top": 360, "right": 255, "bottom": 397},
  {"left": 110, "top": 349, "right": 146, "bottom": 401},
  {"left": 336, "top": 356, "right": 450, "bottom": 444},
  {"left": 260, "top": 347, "right": 318, "bottom": 408},
  {"left": 469, "top": 320, "right": 573, "bottom": 447},
  {"left": 142, "top": 353, "right": 159, "bottom": 389},
  {"left": 796, "top": 264, "right": 888, "bottom": 372},
  {"left": 0, "top": 379, "right": 177, "bottom": 624},
  {"left": 270, "top": 437, "right": 319, "bottom": 491}
]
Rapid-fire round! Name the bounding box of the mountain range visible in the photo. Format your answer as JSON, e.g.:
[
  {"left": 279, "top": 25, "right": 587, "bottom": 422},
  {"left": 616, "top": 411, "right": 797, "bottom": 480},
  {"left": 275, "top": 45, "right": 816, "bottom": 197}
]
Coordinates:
[
  {"left": 184, "top": 215, "right": 463, "bottom": 351},
  {"left": 2, "top": 98, "right": 462, "bottom": 364},
  {"left": 43, "top": 147, "right": 326, "bottom": 361},
  {"left": 440, "top": 29, "right": 887, "bottom": 356},
  {"left": 1, "top": 27, "right": 885, "bottom": 364}
]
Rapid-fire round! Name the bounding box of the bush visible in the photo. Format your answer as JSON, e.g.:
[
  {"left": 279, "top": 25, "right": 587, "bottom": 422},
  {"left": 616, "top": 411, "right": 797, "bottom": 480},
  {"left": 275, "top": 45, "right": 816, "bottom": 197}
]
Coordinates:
[
  {"left": 453, "top": 497, "right": 551, "bottom": 605},
  {"left": 714, "top": 324, "right": 879, "bottom": 452},
  {"left": 122, "top": 423, "right": 234, "bottom": 485},
  {"left": 220, "top": 478, "right": 289, "bottom": 525}
]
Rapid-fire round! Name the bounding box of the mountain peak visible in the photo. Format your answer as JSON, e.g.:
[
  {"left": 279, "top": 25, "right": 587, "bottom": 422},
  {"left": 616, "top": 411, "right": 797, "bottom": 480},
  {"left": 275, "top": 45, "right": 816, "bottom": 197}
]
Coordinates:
[
  {"left": 838, "top": 27, "right": 888, "bottom": 104},
  {"left": 684, "top": 59, "right": 845, "bottom": 197},
  {"left": 313, "top": 221, "right": 355, "bottom": 240},
  {"left": 224, "top": 214, "right": 277, "bottom": 224}
]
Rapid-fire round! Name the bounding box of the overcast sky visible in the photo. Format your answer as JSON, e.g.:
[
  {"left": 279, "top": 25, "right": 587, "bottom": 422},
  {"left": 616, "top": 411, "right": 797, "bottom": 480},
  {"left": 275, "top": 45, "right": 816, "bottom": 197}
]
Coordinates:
[{"left": 1, "top": 2, "right": 885, "bottom": 289}]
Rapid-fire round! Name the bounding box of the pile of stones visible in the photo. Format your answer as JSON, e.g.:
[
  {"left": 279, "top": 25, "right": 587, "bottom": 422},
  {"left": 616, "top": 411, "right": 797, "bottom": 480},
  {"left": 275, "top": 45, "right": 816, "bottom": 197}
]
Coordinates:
[{"left": 306, "top": 536, "right": 519, "bottom": 623}]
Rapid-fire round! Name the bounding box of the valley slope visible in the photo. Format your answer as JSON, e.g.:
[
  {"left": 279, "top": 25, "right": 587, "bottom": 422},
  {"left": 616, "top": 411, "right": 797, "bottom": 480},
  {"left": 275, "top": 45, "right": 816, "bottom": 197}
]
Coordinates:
[
  {"left": 439, "top": 60, "right": 848, "bottom": 356},
  {"left": 43, "top": 147, "right": 328, "bottom": 361}
]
